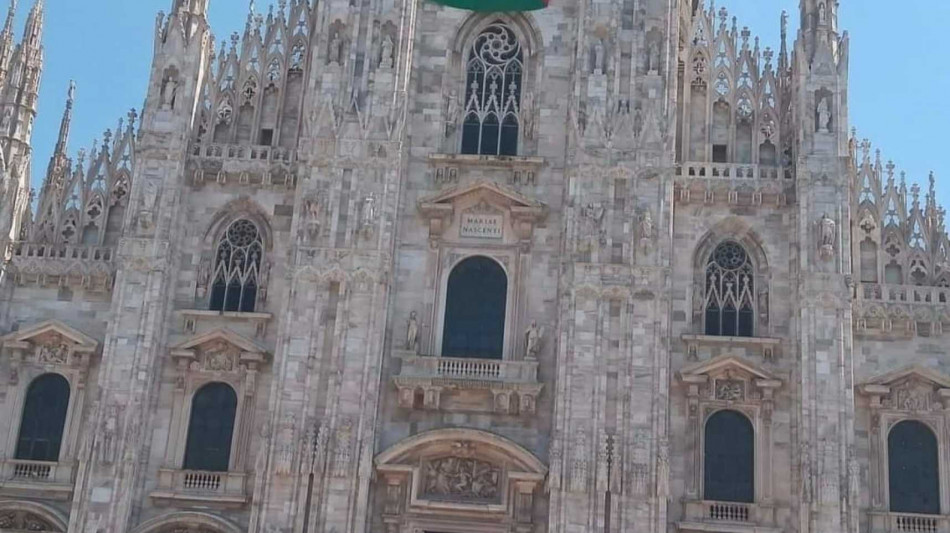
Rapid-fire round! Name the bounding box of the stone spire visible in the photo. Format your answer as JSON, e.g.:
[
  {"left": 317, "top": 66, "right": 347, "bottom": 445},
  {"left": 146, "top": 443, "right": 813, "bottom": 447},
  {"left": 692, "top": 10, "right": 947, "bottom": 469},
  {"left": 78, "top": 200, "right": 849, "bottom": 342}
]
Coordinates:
[
  {"left": 799, "top": 0, "right": 840, "bottom": 62},
  {"left": 46, "top": 80, "right": 74, "bottom": 183},
  {"left": 0, "top": 0, "right": 16, "bottom": 82}
]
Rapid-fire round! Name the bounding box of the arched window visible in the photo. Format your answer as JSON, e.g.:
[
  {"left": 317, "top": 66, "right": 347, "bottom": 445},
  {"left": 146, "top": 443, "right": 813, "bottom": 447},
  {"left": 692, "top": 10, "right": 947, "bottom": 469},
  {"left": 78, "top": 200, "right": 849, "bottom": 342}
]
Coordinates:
[
  {"left": 183, "top": 382, "right": 238, "bottom": 472},
  {"left": 705, "top": 241, "right": 755, "bottom": 337},
  {"left": 888, "top": 420, "right": 939, "bottom": 514},
  {"left": 461, "top": 22, "right": 523, "bottom": 156},
  {"left": 704, "top": 410, "right": 754, "bottom": 503},
  {"left": 15, "top": 374, "right": 70, "bottom": 462},
  {"left": 210, "top": 219, "right": 264, "bottom": 313},
  {"left": 442, "top": 256, "right": 507, "bottom": 359}
]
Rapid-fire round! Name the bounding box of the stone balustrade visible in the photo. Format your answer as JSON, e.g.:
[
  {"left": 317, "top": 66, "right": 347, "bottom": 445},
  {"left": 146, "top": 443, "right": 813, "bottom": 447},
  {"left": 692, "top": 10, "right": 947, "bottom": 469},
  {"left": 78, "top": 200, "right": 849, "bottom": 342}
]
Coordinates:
[
  {"left": 393, "top": 353, "right": 542, "bottom": 414},
  {"left": 869, "top": 512, "right": 949, "bottom": 533},
  {"left": 150, "top": 468, "right": 248, "bottom": 505},
  {"left": 682, "top": 500, "right": 776, "bottom": 529},
  {"left": 676, "top": 162, "right": 785, "bottom": 180},
  {"left": 8, "top": 242, "right": 114, "bottom": 262},
  {"left": 858, "top": 283, "right": 950, "bottom": 306},
  {"left": 0, "top": 460, "right": 75, "bottom": 500},
  {"left": 191, "top": 142, "right": 297, "bottom": 164}
]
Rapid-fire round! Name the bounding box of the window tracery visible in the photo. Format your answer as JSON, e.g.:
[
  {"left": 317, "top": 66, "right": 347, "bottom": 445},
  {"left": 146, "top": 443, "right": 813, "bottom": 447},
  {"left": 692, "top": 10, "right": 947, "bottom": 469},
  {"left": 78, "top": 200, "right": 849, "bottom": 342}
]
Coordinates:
[
  {"left": 209, "top": 219, "right": 264, "bottom": 313},
  {"left": 704, "top": 241, "right": 755, "bottom": 337},
  {"left": 461, "top": 22, "right": 524, "bottom": 156}
]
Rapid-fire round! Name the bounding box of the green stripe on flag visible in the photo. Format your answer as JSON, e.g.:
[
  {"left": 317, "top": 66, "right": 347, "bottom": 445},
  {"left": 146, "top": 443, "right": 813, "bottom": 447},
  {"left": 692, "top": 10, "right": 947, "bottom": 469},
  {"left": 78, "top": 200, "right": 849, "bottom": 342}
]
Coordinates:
[{"left": 430, "top": 0, "right": 547, "bottom": 11}]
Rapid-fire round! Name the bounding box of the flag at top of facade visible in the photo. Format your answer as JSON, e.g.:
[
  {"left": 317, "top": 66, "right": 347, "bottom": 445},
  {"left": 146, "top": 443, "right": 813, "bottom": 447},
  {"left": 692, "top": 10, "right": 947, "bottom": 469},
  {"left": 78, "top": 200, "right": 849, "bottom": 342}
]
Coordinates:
[{"left": 430, "top": 0, "right": 548, "bottom": 11}]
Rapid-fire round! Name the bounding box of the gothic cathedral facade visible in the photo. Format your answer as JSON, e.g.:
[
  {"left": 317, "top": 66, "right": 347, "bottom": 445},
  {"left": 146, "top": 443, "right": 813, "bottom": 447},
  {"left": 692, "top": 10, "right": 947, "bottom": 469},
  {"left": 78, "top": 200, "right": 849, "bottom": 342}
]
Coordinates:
[{"left": 0, "top": 0, "right": 941, "bottom": 532}]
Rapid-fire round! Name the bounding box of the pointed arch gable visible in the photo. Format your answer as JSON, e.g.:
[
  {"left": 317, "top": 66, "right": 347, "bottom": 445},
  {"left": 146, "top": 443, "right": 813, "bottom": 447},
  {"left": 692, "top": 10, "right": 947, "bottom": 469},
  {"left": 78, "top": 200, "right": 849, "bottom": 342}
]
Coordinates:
[
  {"left": 693, "top": 216, "right": 770, "bottom": 274},
  {"left": 376, "top": 428, "right": 546, "bottom": 476},
  {"left": 203, "top": 196, "right": 274, "bottom": 251}
]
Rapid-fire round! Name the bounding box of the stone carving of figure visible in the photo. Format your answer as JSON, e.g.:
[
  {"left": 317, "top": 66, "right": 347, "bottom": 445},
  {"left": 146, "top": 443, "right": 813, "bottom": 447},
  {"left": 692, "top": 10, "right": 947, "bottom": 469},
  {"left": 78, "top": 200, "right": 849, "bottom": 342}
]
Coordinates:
[
  {"left": 819, "top": 213, "right": 836, "bottom": 259},
  {"left": 359, "top": 196, "right": 376, "bottom": 238},
  {"left": 161, "top": 75, "right": 178, "bottom": 110},
  {"left": 380, "top": 35, "right": 394, "bottom": 69},
  {"left": 196, "top": 257, "right": 211, "bottom": 298},
  {"left": 524, "top": 321, "right": 543, "bottom": 359},
  {"left": 444, "top": 89, "right": 460, "bottom": 137},
  {"left": 303, "top": 196, "right": 322, "bottom": 241},
  {"left": 818, "top": 2, "right": 827, "bottom": 24},
  {"left": 656, "top": 438, "right": 670, "bottom": 498},
  {"left": 38, "top": 341, "right": 70, "bottom": 364},
  {"left": 816, "top": 95, "right": 831, "bottom": 133},
  {"left": 329, "top": 33, "right": 344, "bottom": 65},
  {"left": 592, "top": 40, "right": 605, "bottom": 74},
  {"left": 520, "top": 91, "right": 535, "bottom": 140},
  {"left": 639, "top": 210, "right": 655, "bottom": 253},
  {"left": 647, "top": 39, "right": 661, "bottom": 72},
  {"left": 406, "top": 311, "right": 419, "bottom": 352}
]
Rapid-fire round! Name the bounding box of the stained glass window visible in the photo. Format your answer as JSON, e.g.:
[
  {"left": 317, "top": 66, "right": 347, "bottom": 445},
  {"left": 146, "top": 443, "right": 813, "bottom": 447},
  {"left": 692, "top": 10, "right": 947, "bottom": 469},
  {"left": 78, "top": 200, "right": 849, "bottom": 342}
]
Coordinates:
[
  {"left": 210, "top": 219, "right": 264, "bottom": 313},
  {"left": 705, "top": 241, "right": 755, "bottom": 337},
  {"left": 461, "top": 23, "right": 523, "bottom": 156}
]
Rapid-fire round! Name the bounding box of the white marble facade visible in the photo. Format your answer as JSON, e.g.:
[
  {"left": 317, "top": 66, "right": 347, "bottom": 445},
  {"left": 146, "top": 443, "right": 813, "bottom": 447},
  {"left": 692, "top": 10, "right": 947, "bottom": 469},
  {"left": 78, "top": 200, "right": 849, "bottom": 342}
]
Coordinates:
[{"left": 0, "top": 1, "right": 943, "bottom": 533}]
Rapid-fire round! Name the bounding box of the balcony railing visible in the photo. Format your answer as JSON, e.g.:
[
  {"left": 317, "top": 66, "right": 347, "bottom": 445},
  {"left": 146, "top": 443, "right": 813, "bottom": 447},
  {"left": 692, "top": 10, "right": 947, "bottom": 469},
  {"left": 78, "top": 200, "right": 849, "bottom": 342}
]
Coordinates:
[
  {"left": 397, "top": 355, "right": 538, "bottom": 383},
  {"left": 8, "top": 242, "right": 114, "bottom": 262},
  {"left": 676, "top": 162, "right": 785, "bottom": 180},
  {"left": 859, "top": 283, "right": 950, "bottom": 305},
  {"left": 151, "top": 469, "right": 248, "bottom": 505},
  {"left": 191, "top": 142, "right": 296, "bottom": 164},
  {"left": 870, "top": 512, "right": 950, "bottom": 533},
  {"left": 1, "top": 460, "right": 73, "bottom": 484},
  {"left": 707, "top": 501, "right": 750, "bottom": 522}
]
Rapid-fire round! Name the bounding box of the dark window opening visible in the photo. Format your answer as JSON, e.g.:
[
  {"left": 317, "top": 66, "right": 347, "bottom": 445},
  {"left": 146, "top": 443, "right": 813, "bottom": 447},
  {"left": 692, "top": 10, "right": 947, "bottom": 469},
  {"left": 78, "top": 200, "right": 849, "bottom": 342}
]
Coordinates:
[
  {"left": 704, "top": 410, "right": 754, "bottom": 503},
  {"left": 259, "top": 128, "right": 274, "bottom": 146},
  {"left": 442, "top": 256, "right": 508, "bottom": 359},
  {"left": 183, "top": 382, "right": 238, "bottom": 472},
  {"left": 889, "top": 420, "right": 939, "bottom": 514},
  {"left": 15, "top": 374, "right": 70, "bottom": 462},
  {"left": 712, "top": 144, "right": 728, "bottom": 163}
]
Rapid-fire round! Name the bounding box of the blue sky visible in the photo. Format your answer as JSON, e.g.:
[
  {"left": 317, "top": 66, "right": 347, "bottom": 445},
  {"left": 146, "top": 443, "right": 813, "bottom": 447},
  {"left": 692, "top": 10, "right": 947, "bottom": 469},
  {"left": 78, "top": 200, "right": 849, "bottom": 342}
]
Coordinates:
[{"left": 18, "top": 1, "right": 950, "bottom": 209}]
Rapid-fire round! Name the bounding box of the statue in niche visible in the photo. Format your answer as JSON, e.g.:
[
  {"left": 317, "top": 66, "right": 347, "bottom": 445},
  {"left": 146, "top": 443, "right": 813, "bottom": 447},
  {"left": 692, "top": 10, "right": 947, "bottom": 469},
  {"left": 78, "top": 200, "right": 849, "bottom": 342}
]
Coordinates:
[
  {"left": 196, "top": 257, "right": 211, "bottom": 298},
  {"left": 816, "top": 95, "right": 832, "bottom": 133},
  {"left": 160, "top": 75, "right": 178, "bottom": 110},
  {"left": 647, "top": 39, "right": 661, "bottom": 73},
  {"left": 405, "top": 311, "right": 419, "bottom": 353},
  {"left": 592, "top": 40, "right": 605, "bottom": 74},
  {"left": 379, "top": 35, "right": 394, "bottom": 69},
  {"left": 520, "top": 91, "right": 535, "bottom": 140},
  {"left": 818, "top": 2, "right": 827, "bottom": 24},
  {"left": 818, "top": 213, "right": 836, "bottom": 260},
  {"left": 359, "top": 196, "right": 376, "bottom": 238},
  {"left": 328, "top": 32, "right": 344, "bottom": 65},
  {"left": 638, "top": 210, "right": 655, "bottom": 253},
  {"left": 524, "top": 321, "right": 544, "bottom": 359},
  {"left": 303, "top": 196, "right": 323, "bottom": 241},
  {"left": 443, "top": 89, "right": 460, "bottom": 137}
]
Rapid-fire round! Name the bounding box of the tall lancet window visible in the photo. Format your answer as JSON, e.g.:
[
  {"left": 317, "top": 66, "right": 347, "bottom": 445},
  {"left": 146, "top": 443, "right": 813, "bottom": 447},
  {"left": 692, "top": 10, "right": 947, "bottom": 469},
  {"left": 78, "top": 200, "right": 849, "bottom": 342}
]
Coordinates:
[
  {"left": 210, "top": 219, "right": 264, "bottom": 313},
  {"left": 704, "top": 241, "right": 755, "bottom": 337},
  {"left": 461, "top": 22, "right": 523, "bottom": 156}
]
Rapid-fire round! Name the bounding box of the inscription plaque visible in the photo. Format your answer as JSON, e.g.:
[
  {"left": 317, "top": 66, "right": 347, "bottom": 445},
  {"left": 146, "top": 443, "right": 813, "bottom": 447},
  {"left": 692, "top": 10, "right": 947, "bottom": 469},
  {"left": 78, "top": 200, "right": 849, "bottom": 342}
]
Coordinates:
[{"left": 460, "top": 213, "right": 504, "bottom": 239}]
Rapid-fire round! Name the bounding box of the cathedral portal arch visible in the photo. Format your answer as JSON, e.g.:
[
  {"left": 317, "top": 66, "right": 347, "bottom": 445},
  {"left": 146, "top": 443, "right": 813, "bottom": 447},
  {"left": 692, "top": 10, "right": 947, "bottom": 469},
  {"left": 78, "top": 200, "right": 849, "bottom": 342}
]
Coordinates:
[
  {"left": 0, "top": 499, "right": 68, "bottom": 532},
  {"left": 375, "top": 428, "right": 546, "bottom": 530},
  {"left": 131, "top": 511, "right": 243, "bottom": 533}
]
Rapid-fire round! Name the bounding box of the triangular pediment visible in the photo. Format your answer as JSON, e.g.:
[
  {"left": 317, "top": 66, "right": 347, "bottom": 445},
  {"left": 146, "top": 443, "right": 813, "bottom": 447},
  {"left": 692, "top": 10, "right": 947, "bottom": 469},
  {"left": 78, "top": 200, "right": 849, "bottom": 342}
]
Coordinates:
[
  {"left": 679, "top": 354, "right": 779, "bottom": 384},
  {"left": 860, "top": 365, "right": 950, "bottom": 391},
  {"left": 2, "top": 320, "right": 98, "bottom": 353},
  {"left": 419, "top": 180, "right": 544, "bottom": 212},
  {"left": 171, "top": 328, "right": 267, "bottom": 358}
]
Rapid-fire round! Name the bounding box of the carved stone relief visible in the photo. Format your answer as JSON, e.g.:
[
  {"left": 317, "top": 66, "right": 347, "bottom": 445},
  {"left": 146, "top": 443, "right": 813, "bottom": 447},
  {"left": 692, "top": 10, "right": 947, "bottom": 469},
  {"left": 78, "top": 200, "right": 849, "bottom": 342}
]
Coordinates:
[{"left": 420, "top": 457, "right": 502, "bottom": 502}]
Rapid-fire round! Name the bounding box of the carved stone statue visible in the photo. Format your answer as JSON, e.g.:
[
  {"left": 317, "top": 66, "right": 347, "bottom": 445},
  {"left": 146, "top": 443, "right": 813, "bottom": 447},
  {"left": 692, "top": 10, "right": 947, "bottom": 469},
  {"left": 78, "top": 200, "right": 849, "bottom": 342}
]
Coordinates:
[
  {"left": 639, "top": 210, "right": 655, "bottom": 253},
  {"left": 406, "top": 311, "right": 419, "bottom": 352},
  {"left": 328, "top": 33, "right": 343, "bottom": 65},
  {"left": 647, "top": 39, "right": 660, "bottom": 73},
  {"left": 524, "top": 321, "right": 543, "bottom": 359},
  {"left": 359, "top": 196, "right": 376, "bottom": 238},
  {"left": 444, "top": 89, "right": 461, "bottom": 137},
  {"left": 161, "top": 75, "right": 178, "bottom": 110},
  {"left": 379, "top": 35, "right": 394, "bottom": 69},
  {"left": 818, "top": 213, "right": 836, "bottom": 260},
  {"left": 592, "top": 40, "right": 605, "bottom": 74},
  {"left": 816, "top": 95, "right": 832, "bottom": 133}
]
